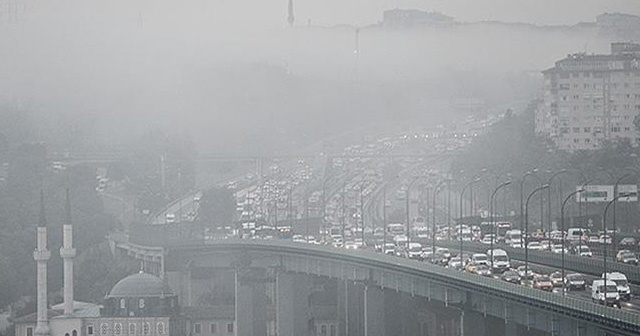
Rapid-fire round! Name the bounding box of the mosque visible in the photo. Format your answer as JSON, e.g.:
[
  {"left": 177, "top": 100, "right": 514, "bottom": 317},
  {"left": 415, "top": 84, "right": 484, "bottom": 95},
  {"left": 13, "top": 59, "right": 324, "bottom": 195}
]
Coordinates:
[{"left": 13, "top": 192, "right": 187, "bottom": 336}]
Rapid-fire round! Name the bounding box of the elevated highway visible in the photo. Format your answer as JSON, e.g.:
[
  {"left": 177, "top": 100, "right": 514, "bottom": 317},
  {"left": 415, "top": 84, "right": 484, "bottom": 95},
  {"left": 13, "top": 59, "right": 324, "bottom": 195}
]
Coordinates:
[{"left": 109, "top": 234, "right": 640, "bottom": 336}]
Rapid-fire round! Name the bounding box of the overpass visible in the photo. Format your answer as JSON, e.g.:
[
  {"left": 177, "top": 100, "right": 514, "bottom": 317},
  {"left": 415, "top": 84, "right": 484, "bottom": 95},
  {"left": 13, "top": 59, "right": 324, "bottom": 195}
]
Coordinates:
[{"left": 109, "top": 233, "right": 640, "bottom": 336}]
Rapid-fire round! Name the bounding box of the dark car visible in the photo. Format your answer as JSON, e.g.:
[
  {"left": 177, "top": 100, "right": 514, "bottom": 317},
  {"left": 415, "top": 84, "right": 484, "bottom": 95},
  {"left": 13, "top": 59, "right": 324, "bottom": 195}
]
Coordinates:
[
  {"left": 500, "top": 270, "right": 521, "bottom": 284},
  {"left": 564, "top": 273, "right": 586, "bottom": 291}
]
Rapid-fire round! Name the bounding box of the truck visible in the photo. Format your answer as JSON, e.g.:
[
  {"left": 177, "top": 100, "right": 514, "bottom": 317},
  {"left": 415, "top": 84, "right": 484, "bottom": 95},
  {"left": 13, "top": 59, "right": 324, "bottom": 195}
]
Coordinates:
[
  {"left": 591, "top": 279, "right": 621, "bottom": 307},
  {"left": 504, "top": 229, "right": 522, "bottom": 246},
  {"left": 486, "top": 249, "right": 510, "bottom": 273}
]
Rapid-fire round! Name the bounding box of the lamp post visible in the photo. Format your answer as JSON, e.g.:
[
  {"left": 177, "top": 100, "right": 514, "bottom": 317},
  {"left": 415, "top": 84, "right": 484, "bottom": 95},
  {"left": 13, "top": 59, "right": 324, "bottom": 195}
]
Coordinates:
[
  {"left": 432, "top": 180, "right": 447, "bottom": 255},
  {"left": 490, "top": 180, "right": 511, "bottom": 270},
  {"left": 561, "top": 188, "right": 584, "bottom": 296},
  {"left": 459, "top": 178, "right": 480, "bottom": 265},
  {"left": 525, "top": 184, "right": 549, "bottom": 280},
  {"left": 321, "top": 177, "right": 332, "bottom": 243},
  {"left": 603, "top": 193, "right": 629, "bottom": 295},
  {"left": 546, "top": 169, "right": 568, "bottom": 250},
  {"left": 383, "top": 184, "right": 387, "bottom": 249},
  {"left": 406, "top": 176, "right": 427, "bottom": 243},
  {"left": 520, "top": 170, "right": 537, "bottom": 247},
  {"left": 612, "top": 172, "right": 632, "bottom": 253}
]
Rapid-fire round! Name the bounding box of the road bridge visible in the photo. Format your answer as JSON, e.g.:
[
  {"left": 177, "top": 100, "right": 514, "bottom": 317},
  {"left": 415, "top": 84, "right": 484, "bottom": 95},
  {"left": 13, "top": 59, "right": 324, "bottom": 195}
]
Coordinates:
[{"left": 109, "top": 234, "right": 640, "bottom": 336}]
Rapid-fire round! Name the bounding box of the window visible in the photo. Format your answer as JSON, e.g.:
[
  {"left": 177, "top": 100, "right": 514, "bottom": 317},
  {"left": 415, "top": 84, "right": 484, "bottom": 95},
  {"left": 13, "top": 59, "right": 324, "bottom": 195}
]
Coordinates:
[
  {"left": 138, "top": 299, "right": 145, "bottom": 309},
  {"left": 612, "top": 126, "right": 621, "bottom": 132},
  {"left": 573, "top": 127, "right": 580, "bottom": 133},
  {"left": 585, "top": 138, "right": 591, "bottom": 143},
  {"left": 321, "top": 325, "right": 327, "bottom": 336},
  {"left": 87, "top": 326, "right": 94, "bottom": 335},
  {"left": 330, "top": 325, "right": 337, "bottom": 336},
  {"left": 73, "top": 331, "right": 77, "bottom": 336},
  {"left": 583, "top": 72, "right": 591, "bottom": 77},
  {"left": 194, "top": 324, "right": 201, "bottom": 334},
  {"left": 120, "top": 299, "right": 126, "bottom": 309},
  {"left": 227, "top": 323, "right": 234, "bottom": 333},
  {"left": 573, "top": 138, "right": 579, "bottom": 143},
  {"left": 100, "top": 324, "right": 108, "bottom": 335},
  {"left": 625, "top": 127, "right": 631, "bottom": 132},
  {"left": 129, "top": 324, "right": 136, "bottom": 335},
  {"left": 27, "top": 327, "right": 33, "bottom": 336},
  {"left": 115, "top": 323, "right": 122, "bottom": 335},
  {"left": 65, "top": 333, "right": 69, "bottom": 336},
  {"left": 210, "top": 324, "right": 217, "bottom": 334},
  {"left": 143, "top": 323, "right": 150, "bottom": 335},
  {"left": 584, "top": 127, "right": 591, "bottom": 133},
  {"left": 572, "top": 73, "right": 579, "bottom": 78},
  {"left": 157, "top": 323, "right": 164, "bottom": 335}
]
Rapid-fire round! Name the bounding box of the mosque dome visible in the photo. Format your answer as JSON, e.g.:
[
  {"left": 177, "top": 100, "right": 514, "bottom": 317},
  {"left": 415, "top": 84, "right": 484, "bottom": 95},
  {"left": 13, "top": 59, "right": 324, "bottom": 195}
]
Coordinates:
[{"left": 107, "top": 272, "right": 172, "bottom": 298}]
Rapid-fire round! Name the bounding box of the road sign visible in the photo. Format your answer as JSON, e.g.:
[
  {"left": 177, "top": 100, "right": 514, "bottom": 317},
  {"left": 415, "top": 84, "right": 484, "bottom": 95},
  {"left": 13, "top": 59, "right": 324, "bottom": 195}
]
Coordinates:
[{"left": 576, "top": 184, "right": 638, "bottom": 203}]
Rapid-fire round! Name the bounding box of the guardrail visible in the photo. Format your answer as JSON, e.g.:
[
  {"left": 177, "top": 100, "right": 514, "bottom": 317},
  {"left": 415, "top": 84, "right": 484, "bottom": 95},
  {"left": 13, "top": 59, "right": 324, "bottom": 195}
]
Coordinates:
[{"left": 436, "top": 240, "right": 640, "bottom": 285}]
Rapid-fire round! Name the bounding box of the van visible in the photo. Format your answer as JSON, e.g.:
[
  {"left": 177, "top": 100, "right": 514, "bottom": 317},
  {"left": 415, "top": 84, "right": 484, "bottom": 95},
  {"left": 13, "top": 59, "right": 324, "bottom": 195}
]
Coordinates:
[
  {"left": 602, "top": 272, "right": 631, "bottom": 300},
  {"left": 487, "top": 249, "right": 510, "bottom": 273},
  {"left": 566, "top": 228, "right": 586, "bottom": 242},
  {"left": 471, "top": 253, "right": 489, "bottom": 266},
  {"left": 591, "top": 279, "right": 620, "bottom": 307}
]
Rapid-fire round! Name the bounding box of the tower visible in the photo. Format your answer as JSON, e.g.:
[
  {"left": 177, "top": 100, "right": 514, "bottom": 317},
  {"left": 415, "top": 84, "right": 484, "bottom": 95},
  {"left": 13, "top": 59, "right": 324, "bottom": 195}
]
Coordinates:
[
  {"left": 60, "top": 189, "right": 76, "bottom": 315},
  {"left": 33, "top": 191, "right": 51, "bottom": 336},
  {"left": 287, "top": 0, "right": 294, "bottom": 26}
]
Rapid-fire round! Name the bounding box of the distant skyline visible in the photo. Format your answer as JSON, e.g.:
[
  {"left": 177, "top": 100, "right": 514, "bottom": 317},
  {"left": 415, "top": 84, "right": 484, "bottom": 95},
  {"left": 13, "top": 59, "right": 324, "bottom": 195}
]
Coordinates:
[{"left": 294, "top": 0, "right": 640, "bottom": 26}]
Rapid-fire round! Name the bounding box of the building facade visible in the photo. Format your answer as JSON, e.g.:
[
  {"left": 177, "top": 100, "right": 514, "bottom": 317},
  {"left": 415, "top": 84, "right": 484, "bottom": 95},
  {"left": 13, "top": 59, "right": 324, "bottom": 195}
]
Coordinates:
[{"left": 536, "top": 42, "right": 640, "bottom": 151}]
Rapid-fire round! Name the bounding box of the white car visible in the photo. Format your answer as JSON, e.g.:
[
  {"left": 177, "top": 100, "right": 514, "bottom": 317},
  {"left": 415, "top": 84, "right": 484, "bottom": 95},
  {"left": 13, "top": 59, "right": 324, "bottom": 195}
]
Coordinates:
[{"left": 527, "top": 241, "right": 543, "bottom": 250}]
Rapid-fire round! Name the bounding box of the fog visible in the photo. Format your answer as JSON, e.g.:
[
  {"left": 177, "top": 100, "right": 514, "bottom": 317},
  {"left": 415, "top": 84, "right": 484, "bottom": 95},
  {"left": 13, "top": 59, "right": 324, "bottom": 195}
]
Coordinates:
[{"left": 1, "top": 0, "right": 638, "bottom": 154}]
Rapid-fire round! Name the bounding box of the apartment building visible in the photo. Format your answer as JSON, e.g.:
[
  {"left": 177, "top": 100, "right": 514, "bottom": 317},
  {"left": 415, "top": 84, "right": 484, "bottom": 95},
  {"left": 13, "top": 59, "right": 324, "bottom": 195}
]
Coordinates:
[{"left": 536, "top": 42, "right": 640, "bottom": 151}]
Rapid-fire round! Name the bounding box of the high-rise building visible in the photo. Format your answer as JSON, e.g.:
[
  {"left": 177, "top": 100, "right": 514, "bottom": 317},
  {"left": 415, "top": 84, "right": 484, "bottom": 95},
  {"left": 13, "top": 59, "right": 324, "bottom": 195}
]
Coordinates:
[{"left": 535, "top": 42, "right": 640, "bottom": 151}]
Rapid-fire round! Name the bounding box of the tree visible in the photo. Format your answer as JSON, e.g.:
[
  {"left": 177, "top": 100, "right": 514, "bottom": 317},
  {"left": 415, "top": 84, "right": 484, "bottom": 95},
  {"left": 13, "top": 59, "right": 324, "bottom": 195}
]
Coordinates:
[{"left": 197, "top": 187, "right": 235, "bottom": 229}]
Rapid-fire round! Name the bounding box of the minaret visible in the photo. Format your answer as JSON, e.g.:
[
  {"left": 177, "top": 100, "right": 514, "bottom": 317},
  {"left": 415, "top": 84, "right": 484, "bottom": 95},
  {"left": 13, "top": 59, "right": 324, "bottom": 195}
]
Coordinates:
[
  {"left": 60, "top": 189, "right": 76, "bottom": 315},
  {"left": 34, "top": 191, "right": 51, "bottom": 336},
  {"left": 287, "top": 0, "right": 294, "bottom": 26}
]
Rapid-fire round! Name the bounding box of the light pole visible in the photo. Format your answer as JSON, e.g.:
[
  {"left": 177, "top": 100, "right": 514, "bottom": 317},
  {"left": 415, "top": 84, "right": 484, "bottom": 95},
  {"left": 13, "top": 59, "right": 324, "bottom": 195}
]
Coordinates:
[
  {"left": 603, "top": 193, "right": 629, "bottom": 295},
  {"left": 459, "top": 178, "right": 480, "bottom": 264},
  {"left": 490, "top": 180, "right": 511, "bottom": 270},
  {"left": 612, "top": 172, "right": 632, "bottom": 253},
  {"left": 383, "top": 184, "right": 387, "bottom": 249},
  {"left": 432, "top": 180, "right": 446, "bottom": 255},
  {"left": 561, "top": 187, "right": 584, "bottom": 296},
  {"left": 321, "top": 177, "right": 332, "bottom": 243},
  {"left": 519, "top": 170, "right": 537, "bottom": 247},
  {"left": 546, "top": 169, "right": 568, "bottom": 250},
  {"left": 406, "top": 176, "right": 427, "bottom": 243},
  {"left": 525, "top": 184, "right": 549, "bottom": 281}
]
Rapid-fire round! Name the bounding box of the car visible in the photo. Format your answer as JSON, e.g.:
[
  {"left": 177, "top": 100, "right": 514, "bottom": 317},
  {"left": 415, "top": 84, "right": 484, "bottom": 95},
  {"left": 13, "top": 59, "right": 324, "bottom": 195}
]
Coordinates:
[
  {"left": 572, "top": 244, "right": 593, "bottom": 257},
  {"left": 564, "top": 273, "right": 586, "bottom": 291},
  {"left": 382, "top": 243, "right": 395, "bottom": 255},
  {"left": 471, "top": 253, "right": 489, "bottom": 265},
  {"left": 447, "top": 256, "right": 463, "bottom": 270},
  {"left": 435, "top": 247, "right": 451, "bottom": 260},
  {"left": 549, "top": 271, "right": 564, "bottom": 287},
  {"left": 540, "top": 240, "right": 551, "bottom": 250},
  {"left": 165, "top": 213, "right": 176, "bottom": 224},
  {"left": 527, "top": 241, "right": 543, "bottom": 250},
  {"left": 532, "top": 275, "right": 554, "bottom": 291},
  {"left": 500, "top": 270, "right": 521, "bottom": 284},
  {"left": 616, "top": 250, "right": 638, "bottom": 265},
  {"left": 520, "top": 273, "right": 535, "bottom": 287},
  {"left": 551, "top": 244, "right": 567, "bottom": 254},
  {"left": 619, "top": 237, "right": 637, "bottom": 246},
  {"left": 473, "top": 264, "right": 492, "bottom": 277},
  {"left": 480, "top": 236, "right": 493, "bottom": 245},
  {"left": 592, "top": 279, "right": 620, "bottom": 307}
]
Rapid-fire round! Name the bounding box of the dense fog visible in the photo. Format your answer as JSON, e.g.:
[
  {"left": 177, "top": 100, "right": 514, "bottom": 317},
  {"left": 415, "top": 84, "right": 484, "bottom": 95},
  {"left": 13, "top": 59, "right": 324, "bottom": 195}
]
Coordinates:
[{"left": 1, "top": 0, "right": 638, "bottom": 154}]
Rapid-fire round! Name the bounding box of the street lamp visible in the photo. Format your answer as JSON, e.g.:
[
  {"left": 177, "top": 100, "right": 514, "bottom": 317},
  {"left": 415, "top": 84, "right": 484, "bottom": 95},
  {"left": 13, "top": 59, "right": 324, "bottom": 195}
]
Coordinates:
[
  {"left": 525, "top": 184, "right": 549, "bottom": 280},
  {"left": 546, "top": 169, "right": 568, "bottom": 250},
  {"left": 603, "top": 193, "right": 629, "bottom": 295},
  {"left": 490, "top": 180, "right": 511, "bottom": 270},
  {"left": 432, "top": 180, "right": 447, "bottom": 255},
  {"left": 321, "top": 177, "right": 332, "bottom": 243},
  {"left": 459, "top": 178, "right": 480, "bottom": 265},
  {"left": 561, "top": 187, "right": 584, "bottom": 296},
  {"left": 406, "top": 176, "right": 428, "bottom": 242},
  {"left": 612, "top": 172, "right": 633, "bottom": 253},
  {"left": 519, "top": 170, "right": 537, "bottom": 247}
]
